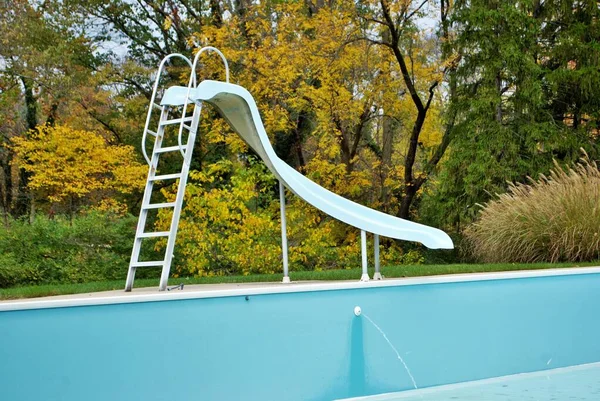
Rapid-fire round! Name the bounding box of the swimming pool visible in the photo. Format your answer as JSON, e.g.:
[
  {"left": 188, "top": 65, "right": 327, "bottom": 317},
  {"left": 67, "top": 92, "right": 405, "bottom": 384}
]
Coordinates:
[{"left": 1, "top": 267, "right": 599, "bottom": 401}]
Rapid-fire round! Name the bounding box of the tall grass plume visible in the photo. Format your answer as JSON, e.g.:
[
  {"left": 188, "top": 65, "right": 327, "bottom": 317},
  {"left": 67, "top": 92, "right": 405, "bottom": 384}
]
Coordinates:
[{"left": 466, "top": 151, "right": 600, "bottom": 263}]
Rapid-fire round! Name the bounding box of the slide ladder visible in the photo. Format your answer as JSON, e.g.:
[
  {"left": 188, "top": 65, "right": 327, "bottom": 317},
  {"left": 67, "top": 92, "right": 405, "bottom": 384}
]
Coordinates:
[{"left": 126, "top": 48, "right": 229, "bottom": 291}]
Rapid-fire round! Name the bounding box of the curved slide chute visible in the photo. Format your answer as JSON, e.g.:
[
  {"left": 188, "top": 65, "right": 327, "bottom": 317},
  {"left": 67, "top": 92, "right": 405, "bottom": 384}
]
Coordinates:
[{"left": 162, "top": 80, "right": 453, "bottom": 250}]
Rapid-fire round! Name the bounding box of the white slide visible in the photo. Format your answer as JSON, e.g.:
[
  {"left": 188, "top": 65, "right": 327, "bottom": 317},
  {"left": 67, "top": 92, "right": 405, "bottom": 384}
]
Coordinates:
[{"left": 161, "top": 80, "right": 453, "bottom": 249}]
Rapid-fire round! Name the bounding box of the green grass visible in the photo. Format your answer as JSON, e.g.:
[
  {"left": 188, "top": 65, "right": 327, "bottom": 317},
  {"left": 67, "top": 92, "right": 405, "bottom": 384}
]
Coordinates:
[{"left": 1, "top": 261, "right": 598, "bottom": 300}]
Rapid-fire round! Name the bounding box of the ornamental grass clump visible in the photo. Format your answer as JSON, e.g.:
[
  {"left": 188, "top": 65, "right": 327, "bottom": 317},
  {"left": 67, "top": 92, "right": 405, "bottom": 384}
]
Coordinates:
[{"left": 465, "top": 152, "right": 600, "bottom": 263}]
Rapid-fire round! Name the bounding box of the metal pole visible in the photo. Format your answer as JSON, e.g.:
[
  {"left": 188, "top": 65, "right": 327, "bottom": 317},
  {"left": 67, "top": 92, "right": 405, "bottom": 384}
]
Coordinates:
[
  {"left": 373, "top": 234, "right": 382, "bottom": 280},
  {"left": 360, "top": 230, "right": 369, "bottom": 282},
  {"left": 280, "top": 181, "right": 290, "bottom": 283}
]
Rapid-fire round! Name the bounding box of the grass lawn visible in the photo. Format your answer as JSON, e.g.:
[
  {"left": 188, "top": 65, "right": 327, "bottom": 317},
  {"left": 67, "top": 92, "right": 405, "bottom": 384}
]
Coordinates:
[{"left": 1, "top": 261, "right": 597, "bottom": 301}]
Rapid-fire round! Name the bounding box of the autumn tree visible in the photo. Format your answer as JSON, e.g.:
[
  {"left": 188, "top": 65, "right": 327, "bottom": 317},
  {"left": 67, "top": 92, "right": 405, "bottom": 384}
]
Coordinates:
[
  {"left": 12, "top": 125, "right": 146, "bottom": 217},
  {"left": 0, "top": 0, "right": 104, "bottom": 218},
  {"left": 351, "top": 0, "right": 456, "bottom": 219}
]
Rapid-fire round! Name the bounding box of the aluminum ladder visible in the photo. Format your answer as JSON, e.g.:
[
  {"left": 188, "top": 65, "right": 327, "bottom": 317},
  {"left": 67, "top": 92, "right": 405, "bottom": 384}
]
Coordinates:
[{"left": 125, "top": 48, "right": 229, "bottom": 291}]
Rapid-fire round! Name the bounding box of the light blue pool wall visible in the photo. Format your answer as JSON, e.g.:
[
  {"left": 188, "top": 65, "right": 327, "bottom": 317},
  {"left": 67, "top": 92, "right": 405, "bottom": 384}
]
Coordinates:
[{"left": 1, "top": 272, "right": 599, "bottom": 401}]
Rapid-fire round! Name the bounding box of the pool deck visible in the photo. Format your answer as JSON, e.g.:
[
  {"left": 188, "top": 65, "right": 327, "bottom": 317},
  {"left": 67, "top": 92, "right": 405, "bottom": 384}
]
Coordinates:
[
  {"left": 0, "top": 280, "right": 321, "bottom": 306},
  {"left": 2, "top": 280, "right": 309, "bottom": 301},
  {"left": 2, "top": 266, "right": 600, "bottom": 312}
]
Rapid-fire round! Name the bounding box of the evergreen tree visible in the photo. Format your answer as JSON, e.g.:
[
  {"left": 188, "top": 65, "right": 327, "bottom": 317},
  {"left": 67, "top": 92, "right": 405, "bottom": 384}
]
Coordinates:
[
  {"left": 539, "top": 0, "right": 600, "bottom": 148},
  {"left": 425, "top": 0, "right": 599, "bottom": 229}
]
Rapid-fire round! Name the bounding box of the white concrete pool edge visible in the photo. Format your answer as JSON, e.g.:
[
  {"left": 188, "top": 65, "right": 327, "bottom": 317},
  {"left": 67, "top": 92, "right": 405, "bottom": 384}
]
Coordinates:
[
  {"left": 1, "top": 266, "right": 599, "bottom": 312},
  {"left": 334, "top": 361, "right": 600, "bottom": 400}
]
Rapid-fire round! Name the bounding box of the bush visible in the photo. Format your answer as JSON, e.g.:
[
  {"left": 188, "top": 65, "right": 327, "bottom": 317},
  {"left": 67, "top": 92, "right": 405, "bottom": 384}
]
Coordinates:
[
  {"left": 0, "top": 212, "right": 140, "bottom": 288},
  {"left": 465, "top": 153, "right": 600, "bottom": 263}
]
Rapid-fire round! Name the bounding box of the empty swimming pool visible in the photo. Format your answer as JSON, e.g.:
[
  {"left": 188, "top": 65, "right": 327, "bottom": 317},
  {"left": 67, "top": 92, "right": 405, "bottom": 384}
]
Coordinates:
[{"left": 1, "top": 267, "right": 599, "bottom": 401}]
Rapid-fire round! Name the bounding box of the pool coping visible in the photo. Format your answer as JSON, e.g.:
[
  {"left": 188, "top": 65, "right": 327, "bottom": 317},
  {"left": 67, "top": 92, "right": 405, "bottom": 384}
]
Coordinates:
[{"left": 1, "top": 266, "right": 599, "bottom": 312}]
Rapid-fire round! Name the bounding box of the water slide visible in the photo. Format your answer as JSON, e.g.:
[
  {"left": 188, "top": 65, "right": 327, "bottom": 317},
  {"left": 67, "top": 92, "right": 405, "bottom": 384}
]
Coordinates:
[{"left": 161, "top": 80, "right": 454, "bottom": 250}]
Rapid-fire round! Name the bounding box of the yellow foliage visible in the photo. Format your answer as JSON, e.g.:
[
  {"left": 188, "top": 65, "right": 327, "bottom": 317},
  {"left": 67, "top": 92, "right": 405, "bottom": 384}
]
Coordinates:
[
  {"left": 152, "top": 2, "right": 443, "bottom": 274},
  {"left": 12, "top": 125, "right": 146, "bottom": 210},
  {"left": 195, "top": 2, "right": 445, "bottom": 204},
  {"left": 155, "top": 158, "right": 422, "bottom": 277}
]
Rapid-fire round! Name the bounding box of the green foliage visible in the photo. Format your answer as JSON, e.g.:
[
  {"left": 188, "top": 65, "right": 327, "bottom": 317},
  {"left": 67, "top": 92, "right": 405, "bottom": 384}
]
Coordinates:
[
  {"left": 0, "top": 212, "right": 139, "bottom": 288},
  {"left": 465, "top": 153, "right": 600, "bottom": 263},
  {"left": 425, "top": 0, "right": 561, "bottom": 230},
  {"left": 422, "top": 0, "right": 600, "bottom": 232},
  {"left": 540, "top": 0, "right": 600, "bottom": 140}
]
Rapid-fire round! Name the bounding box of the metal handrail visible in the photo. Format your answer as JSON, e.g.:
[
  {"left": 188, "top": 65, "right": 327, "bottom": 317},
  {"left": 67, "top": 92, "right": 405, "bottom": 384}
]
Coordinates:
[
  {"left": 177, "top": 46, "right": 230, "bottom": 161},
  {"left": 141, "top": 53, "right": 195, "bottom": 165}
]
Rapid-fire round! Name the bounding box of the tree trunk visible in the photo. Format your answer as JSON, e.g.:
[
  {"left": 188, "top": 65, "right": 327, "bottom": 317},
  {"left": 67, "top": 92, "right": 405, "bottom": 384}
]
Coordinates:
[
  {"left": 380, "top": 115, "right": 396, "bottom": 208},
  {"left": 398, "top": 110, "right": 427, "bottom": 219},
  {"left": 374, "top": 0, "right": 456, "bottom": 220},
  {"left": 45, "top": 103, "right": 59, "bottom": 127},
  {"left": 495, "top": 73, "right": 503, "bottom": 122},
  {"left": 399, "top": 183, "right": 417, "bottom": 220},
  {"left": 21, "top": 77, "right": 37, "bottom": 131},
  {"left": 15, "top": 76, "right": 37, "bottom": 218},
  {"left": 0, "top": 154, "right": 10, "bottom": 226},
  {"left": 210, "top": 0, "right": 222, "bottom": 27}
]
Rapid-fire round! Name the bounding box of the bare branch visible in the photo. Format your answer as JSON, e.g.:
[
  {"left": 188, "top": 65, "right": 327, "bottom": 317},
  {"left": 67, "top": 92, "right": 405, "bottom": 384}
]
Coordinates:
[
  {"left": 404, "top": 0, "right": 429, "bottom": 23},
  {"left": 77, "top": 101, "right": 123, "bottom": 143},
  {"left": 424, "top": 81, "right": 439, "bottom": 111}
]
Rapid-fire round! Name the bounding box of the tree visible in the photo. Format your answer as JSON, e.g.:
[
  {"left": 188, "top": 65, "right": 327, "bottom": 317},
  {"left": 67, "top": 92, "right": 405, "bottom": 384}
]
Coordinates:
[
  {"left": 354, "top": 0, "right": 456, "bottom": 219},
  {"left": 12, "top": 125, "right": 146, "bottom": 217},
  {"left": 0, "top": 0, "right": 101, "bottom": 218},
  {"left": 426, "top": 0, "right": 600, "bottom": 230},
  {"left": 539, "top": 0, "right": 600, "bottom": 142}
]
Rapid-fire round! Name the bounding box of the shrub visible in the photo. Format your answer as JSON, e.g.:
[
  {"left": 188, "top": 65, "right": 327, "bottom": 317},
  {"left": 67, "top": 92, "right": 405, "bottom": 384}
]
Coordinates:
[
  {"left": 465, "top": 153, "right": 600, "bottom": 263},
  {"left": 0, "top": 212, "right": 140, "bottom": 288}
]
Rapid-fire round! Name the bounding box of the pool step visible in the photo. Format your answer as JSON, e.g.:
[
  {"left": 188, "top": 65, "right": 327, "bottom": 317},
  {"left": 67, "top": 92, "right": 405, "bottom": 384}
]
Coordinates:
[
  {"left": 159, "top": 116, "right": 193, "bottom": 126},
  {"left": 155, "top": 145, "right": 187, "bottom": 154},
  {"left": 130, "top": 261, "right": 164, "bottom": 268},
  {"left": 138, "top": 231, "right": 170, "bottom": 238},
  {"left": 149, "top": 173, "right": 182, "bottom": 181},
  {"left": 143, "top": 202, "right": 176, "bottom": 210}
]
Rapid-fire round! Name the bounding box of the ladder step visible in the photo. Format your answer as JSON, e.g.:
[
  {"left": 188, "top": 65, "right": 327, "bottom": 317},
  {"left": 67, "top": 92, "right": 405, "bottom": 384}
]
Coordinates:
[
  {"left": 131, "top": 261, "right": 164, "bottom": 268},
  {"left": 155, "top": 145, "right": 186, "bottom": 154},
  {"left": 159, "top": 117, "right": 193, "bottom": 126},
  {"left": 146, "top": 129, "right": 157, "bottom": 137},
  {"left": 152, "top": 103, "right": 162, "bottom": 110},
  {"left": 138, "top": 231, "right": 170, "bottom": 238},
  {"left": 144, "top": 202, "right": 176, "bottom": 209},
  {"left": 150, "top": 173, "right": 181, "bottom": 181}
]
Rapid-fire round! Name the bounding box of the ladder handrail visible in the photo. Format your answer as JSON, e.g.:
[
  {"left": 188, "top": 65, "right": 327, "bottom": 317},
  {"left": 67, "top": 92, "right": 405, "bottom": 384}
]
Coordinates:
[
  {"left": 141, "top": 53, "right": 195, "bottom": 165},
  {"left": 177, "top": 46, "right": 230, "bottom": 161}
]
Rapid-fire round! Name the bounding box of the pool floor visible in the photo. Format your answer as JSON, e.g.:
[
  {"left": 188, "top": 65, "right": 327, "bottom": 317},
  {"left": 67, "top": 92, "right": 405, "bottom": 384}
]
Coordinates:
[{"left": 339, "top": 363, "right": 600, "bottom": 401}]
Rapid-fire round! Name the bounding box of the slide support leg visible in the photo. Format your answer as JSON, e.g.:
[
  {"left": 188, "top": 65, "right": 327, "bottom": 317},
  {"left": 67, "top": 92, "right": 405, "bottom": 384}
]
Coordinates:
[
  {"left": 280, "top": 181, "right": 290, "bottom": 283},
  {"left": 373, "top": 234, "right": 382, "bottom": 280},
  {"left": 360, "top": 230, "right": 369, "bottom": 282}
]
